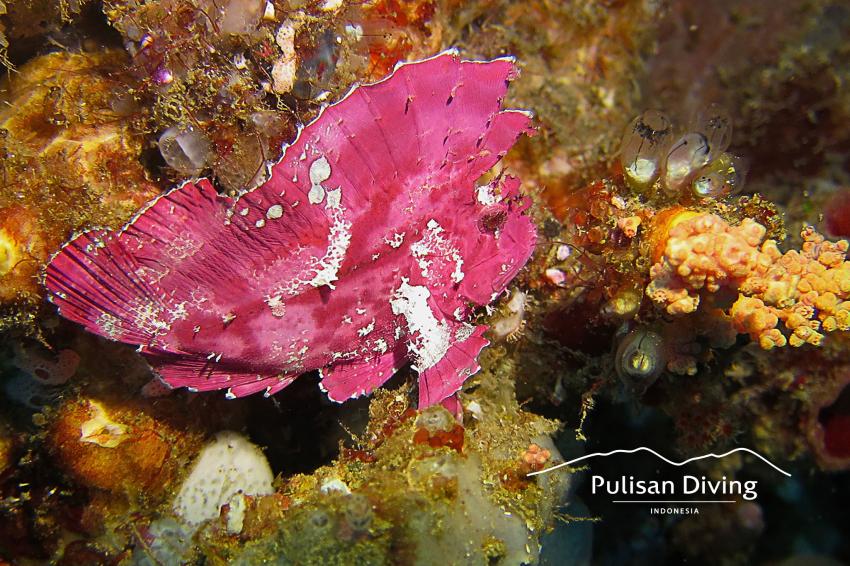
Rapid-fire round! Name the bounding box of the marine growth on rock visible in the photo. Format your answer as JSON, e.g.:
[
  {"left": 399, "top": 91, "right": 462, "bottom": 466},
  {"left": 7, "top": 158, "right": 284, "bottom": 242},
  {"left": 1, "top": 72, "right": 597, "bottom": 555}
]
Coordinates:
[{"left": 44, "top": 51, "right": 537, "bottom": 408}]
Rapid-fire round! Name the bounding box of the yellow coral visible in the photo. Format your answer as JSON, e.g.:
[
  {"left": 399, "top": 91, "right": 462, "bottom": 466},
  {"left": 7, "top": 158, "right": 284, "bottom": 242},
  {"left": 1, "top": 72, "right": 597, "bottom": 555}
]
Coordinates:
[
  {"left": 0, "top": 51, "right": 159, "bottom": 317},
  {"left": 731, "top": 227, "right": 850, "bottom": 348},
  {"left": 646, "top": 214, "right": 764, "bottom": 314},
  {"left": 0, "top": 227, "right": 20, "bottom": 277},
  {"left": 648, "top": 213, "right": 850, "bottom": 350}
]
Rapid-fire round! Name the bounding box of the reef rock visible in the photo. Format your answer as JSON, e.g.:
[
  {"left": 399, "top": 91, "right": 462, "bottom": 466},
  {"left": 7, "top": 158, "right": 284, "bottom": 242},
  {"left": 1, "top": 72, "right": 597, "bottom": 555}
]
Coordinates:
[{"left": 45, "top": 51, "right": 536, "bottom": 407}]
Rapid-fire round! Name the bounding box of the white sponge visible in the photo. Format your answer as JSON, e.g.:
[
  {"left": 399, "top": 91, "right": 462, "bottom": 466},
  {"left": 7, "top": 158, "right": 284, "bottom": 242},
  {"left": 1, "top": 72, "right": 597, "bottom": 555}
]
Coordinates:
[{"left": 172, "top": 431, "right": 274, "bottom": 528}]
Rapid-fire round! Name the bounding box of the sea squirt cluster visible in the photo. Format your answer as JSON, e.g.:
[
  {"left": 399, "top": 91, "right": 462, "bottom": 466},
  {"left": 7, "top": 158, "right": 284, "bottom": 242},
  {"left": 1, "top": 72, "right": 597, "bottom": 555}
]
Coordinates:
[{"left": 620, "top": 107, "right": 746, "bottom": 199}]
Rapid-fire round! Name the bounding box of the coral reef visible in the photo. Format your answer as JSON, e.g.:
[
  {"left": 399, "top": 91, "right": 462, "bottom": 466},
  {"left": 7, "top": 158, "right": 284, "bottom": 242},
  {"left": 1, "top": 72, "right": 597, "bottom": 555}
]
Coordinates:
[
  {"left": 1, "top": 0, "right": 850, "bottom": 564},
  {"left": 226, "top": 383, "right": 569, "bottom": 566}
]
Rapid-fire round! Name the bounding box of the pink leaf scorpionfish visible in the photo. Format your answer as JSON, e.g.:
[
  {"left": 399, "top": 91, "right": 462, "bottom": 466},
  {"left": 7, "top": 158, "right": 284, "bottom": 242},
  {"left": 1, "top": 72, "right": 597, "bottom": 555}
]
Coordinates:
[{"left": 45, "top": 51, "right": 537, "bottom": 408}]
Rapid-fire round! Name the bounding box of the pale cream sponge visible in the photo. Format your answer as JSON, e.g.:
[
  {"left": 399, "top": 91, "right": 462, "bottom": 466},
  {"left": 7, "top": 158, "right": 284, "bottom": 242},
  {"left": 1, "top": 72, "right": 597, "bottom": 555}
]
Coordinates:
[{"left": 173, "top": 431, "right": 275, "bottom": 532}]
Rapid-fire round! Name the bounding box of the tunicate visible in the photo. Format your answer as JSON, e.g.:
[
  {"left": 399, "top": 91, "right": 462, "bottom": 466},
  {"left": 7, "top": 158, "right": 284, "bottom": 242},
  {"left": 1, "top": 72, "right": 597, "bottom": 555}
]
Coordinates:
[
  {"left": 308, "top": 508, "right": 333, "bottom": 532},
  {"left": 619, "top": 110, "right": 673, "bottom": 190},
  {"left": 158, "top": 126, "right": 212, "bottom": 174},
  {"left": 694, "top": 105, "right": 733, "bottom": 162},
  {"left": 491, "top": 289, "right": 527, "bottom": 341},
  {"left": 415, "top": 405, "right": 454, "bottom": 433},
  {"left": 615, "top": 328, "right": 666, "bottom": 393},
  {"left": 663, "top": 132, "right": 710, "bottom": 194},
  {"left": 691, "top": 153, "right": 748, "bottom": 198},
  {"left": 343, "top": 494, "right": 373, "bottom": 532}
]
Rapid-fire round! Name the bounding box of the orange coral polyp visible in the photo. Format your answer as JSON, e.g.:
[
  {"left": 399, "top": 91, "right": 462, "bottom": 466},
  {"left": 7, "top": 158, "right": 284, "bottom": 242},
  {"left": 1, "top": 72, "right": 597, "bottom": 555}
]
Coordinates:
[
  {"left": 646, "top": 206, "right": 701, "bottom": 265},
  {"left": 648, "top": 212, "right": 850, "bottom": 350}
]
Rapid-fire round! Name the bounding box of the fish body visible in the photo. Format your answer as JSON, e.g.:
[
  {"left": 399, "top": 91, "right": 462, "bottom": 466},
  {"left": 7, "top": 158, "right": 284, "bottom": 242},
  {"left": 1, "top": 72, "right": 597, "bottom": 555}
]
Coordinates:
[{"left": 45, "top": 51, "right": 536, "bottom": 407}]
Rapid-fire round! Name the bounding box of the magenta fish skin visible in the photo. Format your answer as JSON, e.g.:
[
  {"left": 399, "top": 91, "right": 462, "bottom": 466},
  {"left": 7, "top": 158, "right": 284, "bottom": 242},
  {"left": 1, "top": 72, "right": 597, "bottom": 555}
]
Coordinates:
[{"left": 44, "top": 51, "right": 537, "bottom": 407}]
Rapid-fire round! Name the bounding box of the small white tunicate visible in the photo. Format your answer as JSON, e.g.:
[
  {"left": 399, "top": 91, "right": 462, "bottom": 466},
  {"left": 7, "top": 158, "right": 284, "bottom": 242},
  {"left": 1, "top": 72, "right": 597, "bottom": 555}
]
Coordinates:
[
  {"left": 615, "top": 328, "right": 667, "bottom": 394},
  {"left": 691, "top": 153, "right": 747, "bottom": 199},
  {"left": 619, "top": 110, "right": 672, "bottom": 190},
  {"left": 490, "top": 290, "right": 527, "bottom": 341},
  {"left": 158, "top": 126, "right": 212, "bottom": 174},
  {"left": 663, "top": 132, "right": 710, "bottom": 195}
]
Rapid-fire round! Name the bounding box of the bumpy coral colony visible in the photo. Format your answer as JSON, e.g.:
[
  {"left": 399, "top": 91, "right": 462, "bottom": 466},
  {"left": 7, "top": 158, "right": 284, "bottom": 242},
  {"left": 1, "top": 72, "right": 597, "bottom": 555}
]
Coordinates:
[
  {"left": 647, "top": 212, "right": 850, "bottom": 349},
  {"left": 44, "top": 52, "right": 537, "bottom": 407}
]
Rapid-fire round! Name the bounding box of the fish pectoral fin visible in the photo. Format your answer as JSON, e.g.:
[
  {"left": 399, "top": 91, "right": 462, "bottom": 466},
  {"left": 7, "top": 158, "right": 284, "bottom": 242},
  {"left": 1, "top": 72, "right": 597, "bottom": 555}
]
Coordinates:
[
  {"left": 416, "top": 324, "right": 489, "bottom": 408},
  {"left": 320, "top": 350, "right": 404, "bottom": 403},
  {"left": 45, "top": 180, "right": 226, "bottom": 347},
  {"left": 145, "top": 352, "right": 296, "bottom": 398}
]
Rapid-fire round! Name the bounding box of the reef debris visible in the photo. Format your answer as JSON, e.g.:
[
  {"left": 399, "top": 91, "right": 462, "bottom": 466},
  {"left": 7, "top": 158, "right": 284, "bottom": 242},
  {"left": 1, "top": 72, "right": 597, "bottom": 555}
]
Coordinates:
[
  {"left": 223, "top": 384, "right": 568, "bottom": 565},
  {"left": 45, "top": 52, "right": 537, "bottom": 408}
]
